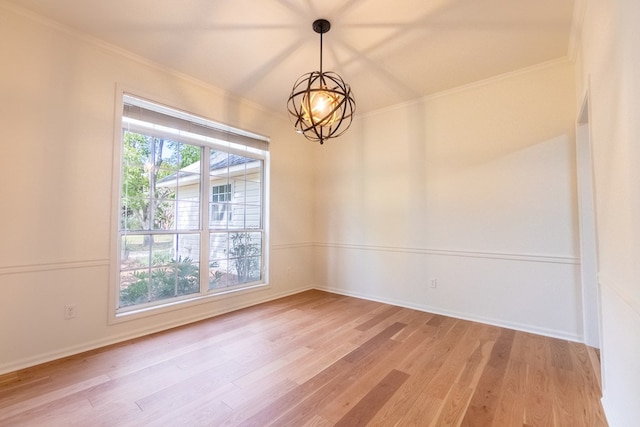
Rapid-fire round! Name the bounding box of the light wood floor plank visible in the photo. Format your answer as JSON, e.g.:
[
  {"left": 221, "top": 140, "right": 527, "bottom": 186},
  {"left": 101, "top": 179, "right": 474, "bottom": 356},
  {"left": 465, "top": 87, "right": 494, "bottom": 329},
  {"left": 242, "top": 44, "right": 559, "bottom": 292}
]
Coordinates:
[
  {"left": 318, "top": 322, "right": 433, "bottom": 423},
  {"left": 491, "top": 359, "right": 526, "bottom": 427},
  {"left": 369, "top": 320, "right": 471, "bottom": 425},
  {"left": 334, "top": 369, "right": 409, "bottom": 427},
  {"left": 0, "top": 290, "right": 607, "bottom": 426}
]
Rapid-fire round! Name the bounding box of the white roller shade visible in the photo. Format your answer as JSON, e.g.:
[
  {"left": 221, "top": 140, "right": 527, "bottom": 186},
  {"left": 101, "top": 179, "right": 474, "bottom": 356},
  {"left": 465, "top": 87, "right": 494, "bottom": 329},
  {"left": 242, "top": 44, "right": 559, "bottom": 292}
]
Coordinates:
[{"left": 123, "top": 94, "right": 269, "bottom": 152}]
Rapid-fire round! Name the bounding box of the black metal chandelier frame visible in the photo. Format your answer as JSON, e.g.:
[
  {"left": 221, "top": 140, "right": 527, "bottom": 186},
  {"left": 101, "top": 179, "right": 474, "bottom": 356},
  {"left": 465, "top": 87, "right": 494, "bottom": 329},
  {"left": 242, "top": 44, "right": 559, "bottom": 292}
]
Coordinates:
[{"left": 287, "top": 19, "right": 356, "bottom": 144}]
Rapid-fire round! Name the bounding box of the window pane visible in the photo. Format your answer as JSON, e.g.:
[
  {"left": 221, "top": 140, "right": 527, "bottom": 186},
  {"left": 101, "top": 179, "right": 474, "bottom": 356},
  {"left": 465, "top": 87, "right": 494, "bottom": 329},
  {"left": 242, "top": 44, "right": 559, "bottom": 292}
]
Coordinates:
[
  {"left": 177, "top": 233, "right": 200, "bottom": 263},
  {"left": 150, "top": 267, "right": 177, "bottom": 302},
  {"left": 178, "top": 143, "right": 201, "bottom": 168},
  {"left": 245, "top": 232, "right": 262, "bottom": 248},
  {"left": 209, "top": 233, "right": 228, "bottom": 290},
  {"left": 228, "top": 232, "right": 262, "bottom": 284},
  {"left": 122, "top": 166, "right": 149, "bottom": 198},
  {"left": 176, "top": 173, "right": 201, "bottom": 201},
  {"left": 210, "top": 151, "right": 229, "bottom": 177},
  {"left": 153, "top": 200, "right": 175, "bottom": 230},
  {"left": 157, "top": 165, "right": 178, "bottom": 181},
  {"left": 151, "top": 234, "right": 175, "bottom": 266},
  {"left": 245, "top": 204, "right": 262, "bottom": 229},
  {"left": 244, "top": 256, "right": 262, "bottom": 282},
  {"left": 153, "top": 139, "right": 177, "bottom": 168},
  {"left": 121, "top": 235, "right": 150, "bottom": 269},
  {"left": 234, "top": 179, "right": 246, "bottom": 200},
  {"left": 123, "top": 132, "right": 150, "bottom": 167},
  {"left": 210, "top": 203, "right": 230, "bottom": 228},
  {"left": 227, "top": 204, "right": 262, "bottom": 230},
  {"left": 228, "top": 204, "right": 245, "bottom": 229},
  {"left": 121, "top": 199, "right": 147, "bottom": 231},
  {"left": 147, "top": 260, "right": 200, "bottom": 302},
  {"left": 176, "top": 200, "right": 200, "bottom": 230},
  {"left": 245, "top": 177, "right": 262, "bottom": 204},
  {"left": 209, "top": 233, "right": 228, "bottom": 261},
  {"left": 209, "top": 259, "right": 230, "bottom": 290},
  {"left": 175, "top": 258, "right": 200, "bottom": 296},
  {"left": 120, "top": 269, "right": 149, "bottom": 307}
]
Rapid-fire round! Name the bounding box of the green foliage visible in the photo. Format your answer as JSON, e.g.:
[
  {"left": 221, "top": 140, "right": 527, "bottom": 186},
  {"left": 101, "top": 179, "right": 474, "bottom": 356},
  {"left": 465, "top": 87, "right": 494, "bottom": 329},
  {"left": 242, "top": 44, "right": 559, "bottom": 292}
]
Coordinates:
[
  {"left": 209, "top": 260, "right": 223, "bottom": 287},
  {"left": 174, "top": 255, "right": 200, "bottom": 293},
  {"left": 120, "top": 132, "right": 201, "bottom": 231},
  {"left": 176, "top": 144, "right": 200, "bottom": 168},
  {"left": 119, "top": 257, "right": 200, "bottom": 307},
  {"left": 151, "top": 249, "right": 172, "bottom": 266},
  {"left": 121, "top": 132, "right": 151, "bottom": 230},
  {"left": 119, "top": 270, "right": 150, "bottom": 306},
  {"left": 229, "top": 232, "right": 261, "bottom": 283}
]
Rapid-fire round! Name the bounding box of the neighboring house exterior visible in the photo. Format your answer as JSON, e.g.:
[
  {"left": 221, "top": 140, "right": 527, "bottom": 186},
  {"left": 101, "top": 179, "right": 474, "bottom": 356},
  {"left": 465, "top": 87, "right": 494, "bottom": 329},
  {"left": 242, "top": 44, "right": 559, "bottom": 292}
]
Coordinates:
[{"left": 157, "top": 151, "right": 263, "bottom": 289}]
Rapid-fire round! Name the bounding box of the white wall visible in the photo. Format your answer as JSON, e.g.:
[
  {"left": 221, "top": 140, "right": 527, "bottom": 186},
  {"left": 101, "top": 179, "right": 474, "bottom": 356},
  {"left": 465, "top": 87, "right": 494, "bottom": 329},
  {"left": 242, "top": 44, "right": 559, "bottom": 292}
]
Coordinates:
[
  {"left": 0, "top": 4, "right": 315, "bottom": 374},
  {"left": 577, "top": 0, "right": 640, "bottom": 424},
  {"left": 313, "top": 60, "right": 582, "bottom": 340}
]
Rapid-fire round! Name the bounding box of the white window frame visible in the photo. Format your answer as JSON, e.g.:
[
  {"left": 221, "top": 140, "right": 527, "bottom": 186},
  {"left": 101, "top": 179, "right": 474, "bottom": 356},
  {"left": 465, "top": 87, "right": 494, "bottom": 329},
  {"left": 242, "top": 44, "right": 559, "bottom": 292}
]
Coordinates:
[{"left": 109, "top": 89, "right": 270, "bottom": 324}]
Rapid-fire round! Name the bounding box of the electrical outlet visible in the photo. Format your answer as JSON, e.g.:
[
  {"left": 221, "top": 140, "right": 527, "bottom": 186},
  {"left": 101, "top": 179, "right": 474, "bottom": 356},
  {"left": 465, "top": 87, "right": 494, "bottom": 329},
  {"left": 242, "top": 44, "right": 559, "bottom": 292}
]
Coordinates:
[
  {"left": 430, "top": 279, "right": 437, "bottom": 288},
  {"left": 64, "top": 304, "right": 77, "bottom": 320}
]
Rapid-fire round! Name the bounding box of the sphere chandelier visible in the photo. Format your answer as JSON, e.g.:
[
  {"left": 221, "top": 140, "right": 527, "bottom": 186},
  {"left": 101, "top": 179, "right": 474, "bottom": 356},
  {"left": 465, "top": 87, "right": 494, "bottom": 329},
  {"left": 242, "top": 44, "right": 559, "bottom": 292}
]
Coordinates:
[{"left": 287, "top": 19, "right": 356, "bottom": 145}]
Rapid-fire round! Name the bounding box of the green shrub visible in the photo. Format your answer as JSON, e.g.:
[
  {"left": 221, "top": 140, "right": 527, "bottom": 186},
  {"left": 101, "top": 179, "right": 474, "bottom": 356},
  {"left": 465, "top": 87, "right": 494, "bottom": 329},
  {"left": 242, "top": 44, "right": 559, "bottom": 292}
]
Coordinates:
[
  {"left": 229, "top": 232, "right": 261, "bottom": 283},
  {"left": 120, "top": 256, "right": 199, "bottom": 307}
]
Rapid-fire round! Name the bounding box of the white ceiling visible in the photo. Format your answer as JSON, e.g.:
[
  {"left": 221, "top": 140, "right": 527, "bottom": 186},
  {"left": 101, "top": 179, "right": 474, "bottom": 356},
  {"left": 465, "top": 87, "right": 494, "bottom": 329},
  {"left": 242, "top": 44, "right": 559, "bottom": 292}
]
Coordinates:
[{"left": 8, "top": 0, "right": 576, "bottom": 115}]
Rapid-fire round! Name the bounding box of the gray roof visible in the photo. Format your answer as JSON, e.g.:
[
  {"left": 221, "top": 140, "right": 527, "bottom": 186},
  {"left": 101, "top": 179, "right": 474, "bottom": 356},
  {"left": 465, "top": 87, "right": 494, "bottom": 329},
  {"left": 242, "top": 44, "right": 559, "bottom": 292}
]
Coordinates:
[{"left": 157, "top": 152, "right": 253, "bottom": 185}]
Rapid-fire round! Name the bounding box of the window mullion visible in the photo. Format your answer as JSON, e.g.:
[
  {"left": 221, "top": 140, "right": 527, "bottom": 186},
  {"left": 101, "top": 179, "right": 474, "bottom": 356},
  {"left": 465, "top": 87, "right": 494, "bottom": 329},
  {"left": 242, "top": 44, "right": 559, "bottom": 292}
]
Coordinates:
[{"left": 200, "top": 146, "right": 210, "bottom": 294}]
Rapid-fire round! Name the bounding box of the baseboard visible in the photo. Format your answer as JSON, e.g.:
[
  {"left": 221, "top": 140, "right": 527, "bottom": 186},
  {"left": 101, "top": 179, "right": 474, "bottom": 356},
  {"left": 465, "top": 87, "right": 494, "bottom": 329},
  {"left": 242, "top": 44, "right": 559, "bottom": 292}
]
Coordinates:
[
  {"left": 0, "top": 281, "right": 579, "bottom": 376},
  {"left": 314, "top": 285, "right": 583, "bottom": 342}
]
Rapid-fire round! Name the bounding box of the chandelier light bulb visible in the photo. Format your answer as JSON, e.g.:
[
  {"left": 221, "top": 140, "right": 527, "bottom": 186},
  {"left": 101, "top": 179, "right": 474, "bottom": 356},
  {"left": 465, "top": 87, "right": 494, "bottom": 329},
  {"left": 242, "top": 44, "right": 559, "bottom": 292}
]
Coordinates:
[{"left": 302, "top": 88, "right": 340, "bottom": 127}]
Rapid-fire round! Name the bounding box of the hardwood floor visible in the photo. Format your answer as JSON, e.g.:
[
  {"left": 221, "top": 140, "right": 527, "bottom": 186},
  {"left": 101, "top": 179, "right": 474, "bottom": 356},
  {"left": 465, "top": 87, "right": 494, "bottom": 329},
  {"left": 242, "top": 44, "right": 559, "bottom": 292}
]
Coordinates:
[{"left": 0, "top": 290, "right": 607, "bottom": 426}]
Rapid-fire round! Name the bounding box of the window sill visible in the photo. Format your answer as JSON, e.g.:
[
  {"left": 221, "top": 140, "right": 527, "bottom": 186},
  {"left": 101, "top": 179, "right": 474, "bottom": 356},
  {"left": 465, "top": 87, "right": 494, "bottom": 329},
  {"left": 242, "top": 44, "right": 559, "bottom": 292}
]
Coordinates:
[{"left": 109, "top": 282, "right": 270, "bottom": 325}]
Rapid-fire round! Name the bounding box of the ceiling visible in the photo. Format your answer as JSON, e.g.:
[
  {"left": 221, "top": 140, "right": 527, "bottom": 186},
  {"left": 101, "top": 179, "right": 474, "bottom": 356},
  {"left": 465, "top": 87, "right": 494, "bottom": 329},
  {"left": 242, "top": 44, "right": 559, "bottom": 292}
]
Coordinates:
[{"left": 8, "top": 0, "right": 576, "bottom": 115}]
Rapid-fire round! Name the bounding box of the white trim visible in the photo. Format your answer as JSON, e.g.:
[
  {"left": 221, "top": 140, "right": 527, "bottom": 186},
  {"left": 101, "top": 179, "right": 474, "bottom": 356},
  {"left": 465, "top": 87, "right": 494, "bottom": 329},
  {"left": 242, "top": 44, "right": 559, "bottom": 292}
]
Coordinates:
[
  {"left": 314, "top": 285, "right": 582, "bottom": 342},
  {"left": 272, "top": 242, "right": 315, "bottom": 250},
  {"left": 112, "top": 282, "right": 272, "bottom": 323},
  {"left": 108, "top": 88, "right": 125, "bottom": 324},
  {"left": 0, "top": 259, "right": 109, "bottom": 276},
  {"left": 262, "top": 150, "right": 271, "bottom": 287},
  {"left": 575, "top": 88, "right": 602, "bottom": 349},
  {"left": 314, "top": 242, "right": 579, "bottom": 265}
]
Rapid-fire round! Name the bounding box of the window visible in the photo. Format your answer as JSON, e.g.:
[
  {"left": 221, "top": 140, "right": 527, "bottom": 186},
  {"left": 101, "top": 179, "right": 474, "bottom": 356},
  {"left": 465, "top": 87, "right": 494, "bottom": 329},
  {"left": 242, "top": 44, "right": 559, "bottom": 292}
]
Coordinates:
[
  {"left": 115, "top": 94, "right": 269, "bottom": 316},
  {"left": 211, "top": 183, "right": 232, "bottom": 222}
]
